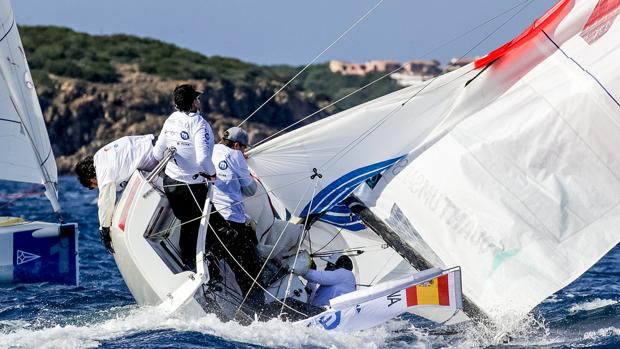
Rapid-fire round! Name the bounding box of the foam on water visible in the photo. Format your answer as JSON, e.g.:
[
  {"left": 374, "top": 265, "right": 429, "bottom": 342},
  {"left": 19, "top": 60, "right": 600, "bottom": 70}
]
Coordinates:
[
  {"left": 1, "top": 178, "right": 618, "bottom": 348},
  {"left": 583, "top": 326, "right": 620, "bottom": 341},
  {"left": 568, "top": 299, "right": 618, "bottom": 313},
  {"left": 0, "top": 305, "right": 423, "bottom": 349}
]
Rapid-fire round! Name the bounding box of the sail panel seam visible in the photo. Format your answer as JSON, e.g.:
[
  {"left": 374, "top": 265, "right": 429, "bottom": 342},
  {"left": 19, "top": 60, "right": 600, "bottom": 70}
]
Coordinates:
[
  {"left": 542, "top": 29, "right": 620, "bottom": 109},
  {"left": 0, "top": 117, "right": 21, "bottom": 124},
  {"left": 0, "top": 19, "right": 15, "bottom": 44}
]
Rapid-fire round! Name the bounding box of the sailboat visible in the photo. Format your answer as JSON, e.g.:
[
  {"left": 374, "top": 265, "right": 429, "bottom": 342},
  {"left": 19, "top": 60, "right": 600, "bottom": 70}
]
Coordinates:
[
  {"left": 109, "top": 0, "right": 619, "bottom": 331},
  {"left": 0, "top": 0, "right": 78, "bottom": 285}
]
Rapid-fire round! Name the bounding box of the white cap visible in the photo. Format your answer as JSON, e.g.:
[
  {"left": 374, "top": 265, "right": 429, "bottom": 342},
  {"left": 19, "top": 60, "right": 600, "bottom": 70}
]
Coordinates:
[{"left": 224, "top": 127, "right": 249, "bottom": 146}]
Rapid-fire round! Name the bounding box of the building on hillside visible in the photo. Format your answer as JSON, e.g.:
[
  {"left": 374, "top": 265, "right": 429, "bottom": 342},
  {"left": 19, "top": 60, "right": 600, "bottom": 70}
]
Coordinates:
[
  {"left": 329, "top": 60, "right": 400, "bottom": 76},
  {"left": 402, "top": 60, "right": 442, "bottom": 76},
  {"left": 443, "top": 57, "right": 474, "bottom": 73}
]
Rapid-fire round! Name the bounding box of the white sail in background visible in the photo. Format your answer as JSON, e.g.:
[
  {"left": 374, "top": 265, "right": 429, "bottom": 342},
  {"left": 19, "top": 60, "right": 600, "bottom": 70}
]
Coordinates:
[
  {"left": 250, "top": 0, "right": 620, "bottom": 321},
  {"left": 0, "top": 0, "right": 60, "bottom": 212}
]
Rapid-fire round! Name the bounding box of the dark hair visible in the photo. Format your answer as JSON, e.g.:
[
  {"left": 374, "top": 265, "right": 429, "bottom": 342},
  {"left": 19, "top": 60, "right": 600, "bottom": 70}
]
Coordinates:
[
  {"left": 220, "top": 138, "right": 235, "bottom": 148},
  {"left": 75, "top": 156, "right": 96, "bottom": 188},
  {"left": 335, "top": 255, "right": 353, "bottom": 271},
  {"left": 173, "top": 84, "right": 200, "bottom": 112}
]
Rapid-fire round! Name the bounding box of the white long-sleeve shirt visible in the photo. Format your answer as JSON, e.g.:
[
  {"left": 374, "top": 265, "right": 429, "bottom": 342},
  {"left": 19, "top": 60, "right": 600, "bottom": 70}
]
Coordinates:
[
  {"left": 212, "top": 144, "right": 257, "bottom": 223},
  {"left": 94, "top": 135, "right": 157, "bottom": 228},
  {"left": 304, "top": 268, "right": 356, "bottom": 307},
  {"left": 152, "top": 111, "right": 216, "bottom": 183}
]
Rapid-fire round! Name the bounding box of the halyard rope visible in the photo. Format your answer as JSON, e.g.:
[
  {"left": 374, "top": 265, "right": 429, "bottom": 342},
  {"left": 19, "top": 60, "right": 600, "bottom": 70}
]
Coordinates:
[{"left": 238, "top": 0, "right": 386, "bottom": 127}]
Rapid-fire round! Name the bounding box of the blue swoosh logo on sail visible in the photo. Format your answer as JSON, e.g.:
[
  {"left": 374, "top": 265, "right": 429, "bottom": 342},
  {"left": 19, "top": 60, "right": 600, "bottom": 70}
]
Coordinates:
[{"left": 300, "top": 156, "right": 404, "bottom": 218}]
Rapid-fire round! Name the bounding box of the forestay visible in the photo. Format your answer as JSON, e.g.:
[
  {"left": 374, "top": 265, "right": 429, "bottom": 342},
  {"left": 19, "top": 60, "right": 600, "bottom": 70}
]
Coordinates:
[{"left": 0, "top": 0, "right": 60, "bottom": 212}]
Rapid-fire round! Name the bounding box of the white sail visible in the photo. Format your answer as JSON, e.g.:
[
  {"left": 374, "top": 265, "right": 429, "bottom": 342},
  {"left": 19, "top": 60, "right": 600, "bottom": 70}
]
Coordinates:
[
  {"left": 250, "top": 0, "right": 620, "bottom": 321},
  {"left": 248, "top": 65, "right": 479, "bottom": 220},
  {"left": 357, "top": 0, "right": 620, "bottom": 318},
  {"left": 0, "top": 0, "right": 60, "bottom": 212}
]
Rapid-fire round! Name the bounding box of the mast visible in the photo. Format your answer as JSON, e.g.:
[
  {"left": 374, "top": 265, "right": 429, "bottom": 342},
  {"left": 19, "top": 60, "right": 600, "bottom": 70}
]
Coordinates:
[{"left": 346, "top": 195, "right": 490, "bottom": 324}]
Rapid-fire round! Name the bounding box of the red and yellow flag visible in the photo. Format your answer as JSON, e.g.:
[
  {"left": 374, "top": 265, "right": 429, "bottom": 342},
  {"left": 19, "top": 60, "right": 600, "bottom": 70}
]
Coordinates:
[{"left": 405, "top": 274, "right": 450, "bottom": 306}]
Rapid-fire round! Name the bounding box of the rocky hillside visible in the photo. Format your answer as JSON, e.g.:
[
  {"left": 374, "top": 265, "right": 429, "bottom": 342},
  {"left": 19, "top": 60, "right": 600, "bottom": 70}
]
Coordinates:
[
  {"left": 41, "top": 64, "right": 324, "bottom": 172},
  {"left": 20, "top": 26, "right": 401, "bottom": 173}
]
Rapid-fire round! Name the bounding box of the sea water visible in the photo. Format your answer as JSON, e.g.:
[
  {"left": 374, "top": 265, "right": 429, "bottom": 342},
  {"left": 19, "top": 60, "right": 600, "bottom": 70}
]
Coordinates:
[{"left": 0, "top": 177, "right": 618, "bottom": 348}]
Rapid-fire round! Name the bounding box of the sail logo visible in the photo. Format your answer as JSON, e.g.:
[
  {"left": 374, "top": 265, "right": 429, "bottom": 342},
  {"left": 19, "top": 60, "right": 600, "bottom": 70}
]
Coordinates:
[
  {"left": 317, "top": 311, "right": 341, "bottom": 330},
  {"left": 365, "top": 173, "right": 382, "bottom": 189},
  {"left": 581, "top": 0, "right": 620, "bottom": 44},
  {"left": 404, "top": 170, "right": 501, "bottom": 256},
  {"left": 218, "top": 161, "right": 228, "bottom": 170},
  {"left": 386, "top": 291, "right": 402, "bottom": 307},
  {"left": 16, "top": 250, "right": 41, "bottom": 265},
  {"left": 180, "top": 131, "right": 190, "bottom": 140}
]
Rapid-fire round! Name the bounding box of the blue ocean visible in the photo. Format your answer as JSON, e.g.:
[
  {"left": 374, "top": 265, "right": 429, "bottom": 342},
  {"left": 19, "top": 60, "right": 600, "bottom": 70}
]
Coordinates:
[{"left": 0, "top": 176, "right": 618, "bottom": 348}]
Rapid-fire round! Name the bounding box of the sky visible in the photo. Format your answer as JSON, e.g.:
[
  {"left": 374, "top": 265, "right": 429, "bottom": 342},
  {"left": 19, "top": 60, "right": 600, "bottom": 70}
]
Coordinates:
[{"left": 13, "top": 0, "right": 558, "bottom": 66}]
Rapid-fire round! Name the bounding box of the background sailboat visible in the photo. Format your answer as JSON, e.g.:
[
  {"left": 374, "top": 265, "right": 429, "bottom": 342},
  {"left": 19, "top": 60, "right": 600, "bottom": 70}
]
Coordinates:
[{"left": 0, "top": 0, "right": 78, "bottom": 285}]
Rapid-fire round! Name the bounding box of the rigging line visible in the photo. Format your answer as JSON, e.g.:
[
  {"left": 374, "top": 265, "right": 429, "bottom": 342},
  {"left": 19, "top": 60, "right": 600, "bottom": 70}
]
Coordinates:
[
  {"left": 250, "top": 0, "right": 533, "bottom": 150},
  {"left": 205, "top": 219, "right": 308, "bottom": 317},
  {"left": 160, "top": 171, "right": 309, "bottom": 189},
  {"left": 279, "top": 177, "right": 321, "bottom": 317},
  {"left": 313, "top": 243, "right": 386, "bottom": 255},
  {"left": 251, "top": 67, "right": 401, "bottom": 149},
  {"left": 319, "top": 0, "right": 537, "bottom": 170},
  {"left": 311, "top": 227, "right": 344, "bottom": 254},
  {"left": 151, "top": 174, "right": 309, "bottom": 245},
  {"left": 400, "top": 0, "right": 536, "bottom": 107},
  {"left": 320, "top": 66, "right": 476, "bottom": 171},
  {"left": 186, "top": 182, "right": 204, "bottom": 213},
  {"left": 367, "top": 251, "right": 397, "bottom": 286},
  {"left": 237, "top": 0, "right": 386, "bottom": 127},
  {"left": 234, "top": 176, "right": 314, "bottom": 316}
]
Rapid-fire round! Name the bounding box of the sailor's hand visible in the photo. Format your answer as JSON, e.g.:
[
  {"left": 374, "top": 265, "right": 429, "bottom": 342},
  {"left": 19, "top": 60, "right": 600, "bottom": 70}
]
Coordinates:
[{"left": 99, "top": 227, "right": 114, "bottom": 253}]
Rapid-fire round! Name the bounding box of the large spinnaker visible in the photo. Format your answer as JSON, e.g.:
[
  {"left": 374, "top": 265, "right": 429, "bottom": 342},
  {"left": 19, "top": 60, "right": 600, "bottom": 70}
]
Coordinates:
[
  {"left": 249, "top": 0, "right": 620, "bottom": 322},
  {"left": 0, "top": 0, "right": 60, "bottom": 212},
  {"left": 358, "top": 0, "right": 620, "bottom": 318}
]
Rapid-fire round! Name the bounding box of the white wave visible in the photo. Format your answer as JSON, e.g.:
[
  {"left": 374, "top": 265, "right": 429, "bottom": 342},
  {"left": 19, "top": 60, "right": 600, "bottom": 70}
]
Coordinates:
[
  {"left": 0, "top": 306, "right": 425, "bottom": 349},
  {"left": 583, "top": 327, "right": 620, "bottom": 340},
  {"left": 568, "top": 298, "right": 618, "bottom": 313}
]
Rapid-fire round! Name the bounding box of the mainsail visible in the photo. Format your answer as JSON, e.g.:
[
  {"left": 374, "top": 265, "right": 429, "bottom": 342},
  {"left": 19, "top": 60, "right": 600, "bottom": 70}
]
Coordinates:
[
  {"left": 0, "top": 0, "right": 60, "bottom": 212},
  {"left": 249, "top": 0, "right": 620, "bottom": 321}
]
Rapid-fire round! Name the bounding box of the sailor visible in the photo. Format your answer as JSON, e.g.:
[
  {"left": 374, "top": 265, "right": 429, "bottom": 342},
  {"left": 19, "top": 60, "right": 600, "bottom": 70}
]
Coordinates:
[
  {"left": 301, "top": 254, "right": 356, "bottom": 307},
  {"left": 208, "top": 126, "right": 264, "bottom": 308},
  {"left": 152, "top": 84, "right": 216, "bottom": 269},
  {"left": 75, "top": 135, "right": 158, "bottom": 252},
  {"left": 211, "top": 127, "right": 257, "bottom": 236}
]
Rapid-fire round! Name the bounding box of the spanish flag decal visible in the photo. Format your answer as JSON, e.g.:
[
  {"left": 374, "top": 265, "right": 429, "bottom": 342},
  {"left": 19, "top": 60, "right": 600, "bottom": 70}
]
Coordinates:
[{"left": 405, "top": 274, "right": 450, "bottom": 306}]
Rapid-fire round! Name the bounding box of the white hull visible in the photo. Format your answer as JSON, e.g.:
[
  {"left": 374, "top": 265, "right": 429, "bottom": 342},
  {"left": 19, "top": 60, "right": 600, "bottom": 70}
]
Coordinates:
[{"left": 109, "top": 170, "right": 465, "bottom": 329}]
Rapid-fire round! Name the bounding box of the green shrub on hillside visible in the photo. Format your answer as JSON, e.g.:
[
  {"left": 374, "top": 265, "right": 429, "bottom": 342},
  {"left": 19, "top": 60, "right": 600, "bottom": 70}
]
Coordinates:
[{"left": 19, "top": 25, "right": 401, "bottom": 114}]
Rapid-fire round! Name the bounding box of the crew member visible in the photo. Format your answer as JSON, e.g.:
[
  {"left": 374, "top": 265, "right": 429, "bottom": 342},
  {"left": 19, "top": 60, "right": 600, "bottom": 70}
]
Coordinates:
[
  {"left": 209, "top": 126, "right": 264, "bottom": 309},
  {"left": 302, "top": 254, "right": 356, "bottom": 307},
  {"left": 75, "top": 135, "right": 158, "bottom": 252},
  {"left": 152, "top": 84, "right": 216, "bottom": 269}
]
